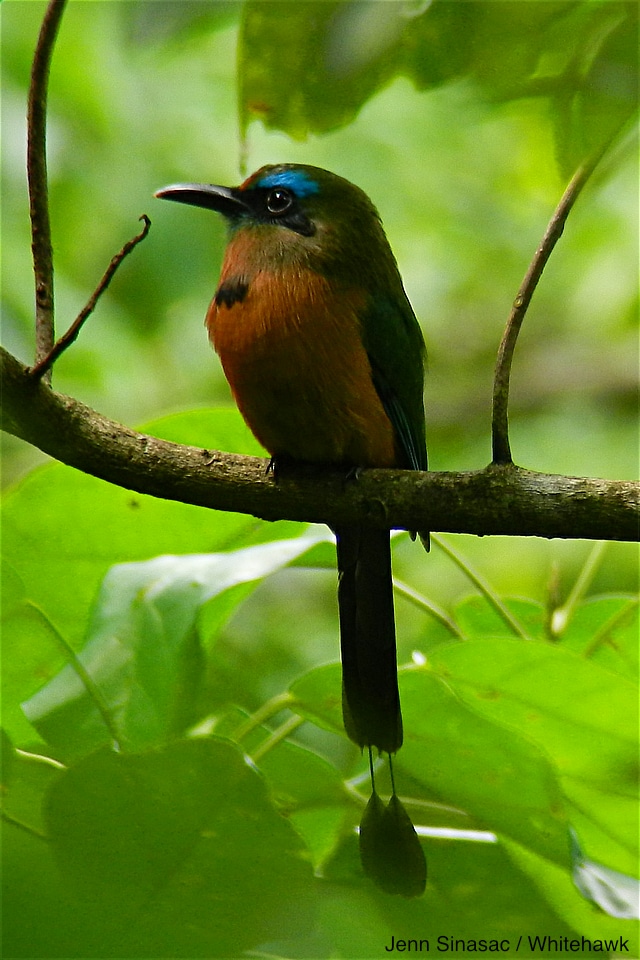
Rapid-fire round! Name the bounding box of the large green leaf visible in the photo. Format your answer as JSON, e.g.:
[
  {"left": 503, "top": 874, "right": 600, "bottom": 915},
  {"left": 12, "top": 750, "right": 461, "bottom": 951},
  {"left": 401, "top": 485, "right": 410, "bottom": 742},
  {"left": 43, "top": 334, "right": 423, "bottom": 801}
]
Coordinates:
[
  {"left": 291, "top": 663, "right": 569, "bottom": 866},
  {"left": 401, "top": 669, "right": 570, "bottom": 865},
  {"left": 430, "top": 639, "right": 637, "bottom": 787},
  {"left": 1, "top": 408, "right": 288, "bottom": 742},
  {"left": 554, "top": 3, "right": 639, "bottom": 172},
  {"left": 560, "top": 595, "right": 638, "bottom": 680},
  {"left": 239, "top": 1, "right": 638, "bottom": 170},
  {"left": 2, "top": 407, "right": 263, "bottom": 645},
  {"left": 21, "top": 531, "right": 329, "bottom": 760},
  {"left": 289, "top": 662, "right": 345, "bottom": 738},
  {"left": 213, "top": 707, "right": 351, "bottom": 869},
  {"left": 318, "top": 830, "right": 581, "bottom": 953},
  {"left": 39, "top": 738, "right": 314, "bottom": 958},
  {"left": 1, "top": 818, "right": 82, "bottom": 959},
  {"left": 453, "top": 595, "right": 547, "bottom": 641},
  {"left": 238, "top": 0, "right": 560, "bottom": 138},
  {"left": 504, "top": 837, "right": 639, "bottom": 951},
  {"left": 429, "top": 639, "right": 638, "bottom": 875},
  {"left": 0, "top": 733, "right": 62, "bottom": 837}
]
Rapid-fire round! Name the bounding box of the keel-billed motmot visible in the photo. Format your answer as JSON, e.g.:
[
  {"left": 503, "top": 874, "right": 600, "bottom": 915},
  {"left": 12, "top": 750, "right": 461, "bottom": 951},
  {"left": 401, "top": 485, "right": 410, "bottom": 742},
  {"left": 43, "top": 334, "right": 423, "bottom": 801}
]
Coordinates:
[{"left": 156, "top": 164, "right": 427, "bottom": 896}]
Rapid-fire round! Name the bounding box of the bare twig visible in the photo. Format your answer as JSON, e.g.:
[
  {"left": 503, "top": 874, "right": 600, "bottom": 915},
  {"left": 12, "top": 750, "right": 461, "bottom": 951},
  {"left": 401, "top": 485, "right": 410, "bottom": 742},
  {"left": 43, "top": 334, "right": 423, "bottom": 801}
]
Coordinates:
[
  {"left": 28, "top": 216, "right": 152, "bottom": 381},
  {"left": 25, "top": 0, "right": 150, "bottom": 383},
  {"left": 27, "top": 0, "right": 67, "bottom": 382},
  {"left": 491, "top": 137, "right": 621, "bottom": 465}
]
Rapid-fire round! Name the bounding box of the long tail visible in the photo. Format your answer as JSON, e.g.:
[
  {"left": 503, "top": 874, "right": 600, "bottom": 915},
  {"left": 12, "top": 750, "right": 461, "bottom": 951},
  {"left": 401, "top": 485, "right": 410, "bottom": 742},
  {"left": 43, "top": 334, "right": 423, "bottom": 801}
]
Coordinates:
[{"left": 335, "top": 525, "right": 402, "bottom": 754}]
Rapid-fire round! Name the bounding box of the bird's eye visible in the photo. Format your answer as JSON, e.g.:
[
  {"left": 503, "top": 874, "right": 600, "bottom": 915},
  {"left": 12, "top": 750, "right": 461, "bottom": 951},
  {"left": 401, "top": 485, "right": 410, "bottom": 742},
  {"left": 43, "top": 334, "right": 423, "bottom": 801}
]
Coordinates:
[{"left": 266, "top": 188, "right": 294, "bottom": 215}]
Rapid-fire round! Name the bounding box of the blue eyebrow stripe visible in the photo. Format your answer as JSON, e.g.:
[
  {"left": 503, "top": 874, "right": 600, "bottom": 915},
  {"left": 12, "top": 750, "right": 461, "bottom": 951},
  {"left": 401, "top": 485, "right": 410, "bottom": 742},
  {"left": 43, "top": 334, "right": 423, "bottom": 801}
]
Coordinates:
[{"left": 256, "top": 169, "right": 320, "bottom": 197}]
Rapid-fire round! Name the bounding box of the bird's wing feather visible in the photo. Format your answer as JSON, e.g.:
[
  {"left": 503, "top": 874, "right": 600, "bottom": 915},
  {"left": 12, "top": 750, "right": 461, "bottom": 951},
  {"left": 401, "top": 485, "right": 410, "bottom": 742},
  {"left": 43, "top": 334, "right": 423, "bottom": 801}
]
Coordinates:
[{"left": 362, "top": 293, "right": 427, "bottom": 471}]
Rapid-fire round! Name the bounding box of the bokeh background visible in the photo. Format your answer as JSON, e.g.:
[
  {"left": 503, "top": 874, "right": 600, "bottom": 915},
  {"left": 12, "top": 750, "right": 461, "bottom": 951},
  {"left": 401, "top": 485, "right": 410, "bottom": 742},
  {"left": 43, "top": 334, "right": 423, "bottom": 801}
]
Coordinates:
[
  {"left": 3, "top": 1, "right": 637, "bottom": 604},
  {"left": 1, "top": 3, "right": 638, "bottom": 954}
]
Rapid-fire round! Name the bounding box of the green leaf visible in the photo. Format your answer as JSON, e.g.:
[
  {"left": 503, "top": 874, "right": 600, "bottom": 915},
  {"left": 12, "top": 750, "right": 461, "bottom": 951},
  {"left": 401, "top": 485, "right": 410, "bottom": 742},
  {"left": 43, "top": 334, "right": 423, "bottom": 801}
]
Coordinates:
[
  {"left": 259, "top": 735, "right": 347, "bottom": 812},
  {"left": 142, "top": 406, "right": 265, "bottom": 454},
  {"left": 504, "top": 836, "right": 639, "bottom": 949},
  {"left": 42, "top": 738, "right": 314, "bottom": 957},
  {"left": 1, "top": 408, "right": 270, "bottom": 740},
  {"left": 0, "top": 744, "right": 62, "bottom": 838},
  {"left": 260, "top": 739, "right": 350, "bottom": 868},
  {"left": 239, "top": 1, "right": 638, "bottom": 169},
  {"left": 1, "top": 727, "right": 15, "bottom": 791},
  {"left": 240, "top": 0, "right": 398, "bottom": 140},
  {"left": 399, "top": 669, "right": 570, "bottom": 866},
  {"left": 290, "top": 662, "right": 345, "bottom": 738},
  {"left": 560, "top": 595, "right": 639, "bottom": 679},
  {"left": 22, "top": 531, "right": 329, "bottom": 760},
  {"left": 454, "top": 594, "right": 547, "bottom": 640},
  {"left": 560, "top": 777, "right": 638, "bottom": 878},
  {"left": 238, "top": 1, "right": 565, "bottom": 139},
  {"left": 291, "top": 663, "right": 570, "bottom": 865},
  {"left": 570, "top": 828, "right": 639, "bottom": 921},
  {"left": 429, "top": 639, "right": 637, "bottom": 792},
  {"left": 211, "top": 703, "right": 350, "bottom": 868},
  {"left": 1, "top": 818, "right": 84, "bottom": 959},
  {"left": 428, "top": 638, "right": 638, "bottom": 875},
  {"left": 558, "top": 3, "right": 639, "bottom": 173}
]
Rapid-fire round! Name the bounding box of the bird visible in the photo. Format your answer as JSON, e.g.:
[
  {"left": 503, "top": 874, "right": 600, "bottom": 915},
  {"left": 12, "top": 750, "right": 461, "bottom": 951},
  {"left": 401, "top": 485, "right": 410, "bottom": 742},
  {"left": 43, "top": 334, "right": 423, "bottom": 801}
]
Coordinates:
[{"left": 156, "top": 164, "right": 427, "bottom": 895}]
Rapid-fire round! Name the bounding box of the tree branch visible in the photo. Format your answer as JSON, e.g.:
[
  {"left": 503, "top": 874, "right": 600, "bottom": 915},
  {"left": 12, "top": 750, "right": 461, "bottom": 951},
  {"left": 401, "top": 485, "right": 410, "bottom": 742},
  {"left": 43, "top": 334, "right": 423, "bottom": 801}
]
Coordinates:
[
  {"left": 491, "top": 131, "right": 626, "bottom": 465},
  {"left": 2, "top": 347, "right": 637, "bottom": 542},
  {"left": 27, "top": 0, "right": 67, "bottom": 380},
  {"left": 10, "top": 0, "right": 638, "bottom": 552},
  {"left": 28, "top": 216, "right": 152, "bottom": 381}
]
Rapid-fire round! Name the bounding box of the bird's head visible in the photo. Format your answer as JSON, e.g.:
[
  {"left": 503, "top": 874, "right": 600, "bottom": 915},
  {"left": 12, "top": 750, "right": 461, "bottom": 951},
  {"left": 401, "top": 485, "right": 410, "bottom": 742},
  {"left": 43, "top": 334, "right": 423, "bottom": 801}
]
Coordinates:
[{"left": 155, "top": 163, "right": 399, "bottom": 281}]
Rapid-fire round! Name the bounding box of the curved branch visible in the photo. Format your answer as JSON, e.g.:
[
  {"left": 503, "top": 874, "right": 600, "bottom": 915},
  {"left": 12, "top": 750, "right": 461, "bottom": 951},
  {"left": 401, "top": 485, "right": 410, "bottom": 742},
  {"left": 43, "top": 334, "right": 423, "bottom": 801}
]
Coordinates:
[
  {"left": 2, "top": 347, "right": 637, "bottom": 542},
  {"left": 27, "top": 0, "right": 67, "bottom": 378},
  {"left": 28, "top": 216, "right": 152, "bottom": 381},
  {"left": 491, "top": 132, "right": 626, "bottom": 465}
]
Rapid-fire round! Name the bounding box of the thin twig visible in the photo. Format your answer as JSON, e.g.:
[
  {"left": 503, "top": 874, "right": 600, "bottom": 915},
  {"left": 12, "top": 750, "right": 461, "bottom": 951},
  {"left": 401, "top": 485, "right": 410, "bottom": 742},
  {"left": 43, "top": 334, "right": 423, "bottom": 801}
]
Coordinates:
[
  {"left": 27, "top": 0, "right": 67, "bottom": 383},
  {"left": 1, "top": 811, "right": 49, "bottom": 842},
  {"left": 250, "top": 714, "right": 305, "bottom": 762},
  {"left": 549, "top": 540, "right": 607, "bottom": 636},
  {"left": 431, "top": 534, "right": 534, "bottom": 640},
  {"left": 28, "top": 216, "right": 152, "bottom": 381},
  {"left": 25, "top": 600, "right": 122, "bottom": 749},
  {"left": 583, "top": 597, "right": 638, "bottom": 659},
  {"left": 15, "top": 749, "right": 66, "bottom": 771},
  {"left": 393, "top": 577, "right": 464, "bottom": 639},
  {"left": 232, "top": 692, "right": 294, "bottom": 743},
  {"left": 491, "top": 136, "right": 621, "bottom": 465}
]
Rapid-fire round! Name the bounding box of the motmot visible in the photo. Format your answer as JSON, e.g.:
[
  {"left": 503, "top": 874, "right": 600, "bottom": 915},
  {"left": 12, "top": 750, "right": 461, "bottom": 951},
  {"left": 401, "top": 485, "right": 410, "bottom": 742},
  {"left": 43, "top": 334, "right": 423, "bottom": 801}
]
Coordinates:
[{"left": 156, "top": 164, "right": 427, "bottom": 895}]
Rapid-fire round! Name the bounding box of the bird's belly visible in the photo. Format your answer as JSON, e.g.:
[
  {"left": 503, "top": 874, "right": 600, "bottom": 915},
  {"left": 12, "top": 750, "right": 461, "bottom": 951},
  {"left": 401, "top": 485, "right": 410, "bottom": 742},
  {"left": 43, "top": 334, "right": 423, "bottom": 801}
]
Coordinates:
[{"left": 207, "top": 270, "right": 397, "bottom": 467}]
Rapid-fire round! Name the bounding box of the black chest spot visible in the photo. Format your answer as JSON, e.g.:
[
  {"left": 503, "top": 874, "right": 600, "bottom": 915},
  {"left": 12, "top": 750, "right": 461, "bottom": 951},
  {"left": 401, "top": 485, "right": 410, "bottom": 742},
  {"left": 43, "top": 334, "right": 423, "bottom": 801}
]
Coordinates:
[{"left": 215, "top": 278, "right": 249, "bottom": 309}]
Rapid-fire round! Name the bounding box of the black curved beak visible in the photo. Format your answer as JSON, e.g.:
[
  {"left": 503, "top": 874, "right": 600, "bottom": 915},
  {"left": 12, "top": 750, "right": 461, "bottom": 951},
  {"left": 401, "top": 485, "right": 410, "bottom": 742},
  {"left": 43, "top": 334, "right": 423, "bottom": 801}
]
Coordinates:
[{"left": 154, "top": 183, "right": 250, "bottom": 219}]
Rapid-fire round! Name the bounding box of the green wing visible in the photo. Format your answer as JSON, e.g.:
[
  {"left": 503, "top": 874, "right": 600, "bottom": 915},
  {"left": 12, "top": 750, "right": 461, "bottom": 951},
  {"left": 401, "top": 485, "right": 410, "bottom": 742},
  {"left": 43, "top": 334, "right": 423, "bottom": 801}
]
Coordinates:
[{"left": 363, "top": 292, "right": 427, "bottom": 472}]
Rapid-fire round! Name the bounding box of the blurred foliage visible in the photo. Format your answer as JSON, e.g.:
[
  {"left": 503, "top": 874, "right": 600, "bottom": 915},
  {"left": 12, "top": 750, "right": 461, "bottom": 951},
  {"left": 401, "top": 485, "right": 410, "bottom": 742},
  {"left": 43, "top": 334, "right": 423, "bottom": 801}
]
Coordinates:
[
  {"left": 1, "top": 1, "right": 638, "bottom": 956},
  {"left": 2, "top": 0, "right": 638, "bottom": 484},
  {"left": 2, "top": 412, "right": 638, "bottom": 956},
  {"left": 240, "top": 1, "right": 638, "bottom": 174}
]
